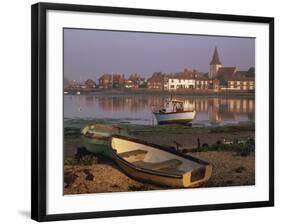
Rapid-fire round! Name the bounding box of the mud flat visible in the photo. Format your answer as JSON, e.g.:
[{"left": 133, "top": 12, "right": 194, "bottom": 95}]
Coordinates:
[{"left": 64, "top": 120, "right": 255, "bottom": 157}]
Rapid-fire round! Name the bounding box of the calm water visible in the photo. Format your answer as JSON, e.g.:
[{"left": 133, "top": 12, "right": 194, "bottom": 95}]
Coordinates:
[{"left": 64, "top": 95, "right": 255, "bottom": 126}]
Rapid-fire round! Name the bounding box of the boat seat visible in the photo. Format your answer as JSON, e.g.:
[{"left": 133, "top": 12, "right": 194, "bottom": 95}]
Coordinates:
[
  {"left": 118, "top": 149, "right": 148, "bottom": 158},
  {"left": 118, "top": 149, "right": 148, "bottom": 163},
  {"left": 132, "top": 159, "right": 182, "bottom": 171}
]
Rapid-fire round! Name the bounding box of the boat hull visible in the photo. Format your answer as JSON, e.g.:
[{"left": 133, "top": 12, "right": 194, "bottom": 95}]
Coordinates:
[
  {"left": 81, "top": 124, "right": 128, "bottom": 156},
  {"left": 81, "top": 135, "right": 110, "bottom": 156},
  {"left": 153, "top": 111, "right": 196, "bottom": 124}
]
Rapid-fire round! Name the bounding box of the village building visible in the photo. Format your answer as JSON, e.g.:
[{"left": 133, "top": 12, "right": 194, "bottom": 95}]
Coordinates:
[
  {"left": 68, "top": 79, "right": 79, "bottom": 89},
  {"left": 195, "top": 76, "right": 212, "bottom": 90},
  {"left": 167, "top": 78, "right": 196, "bottom": 90},
  {"left": 226, "top": 69, "right": 255, "bottom": 90},
  {"left": 129, "top": 73, "right": 146, "bottom": 88},
  {"left": 147, "top": 72, "right": 165, "bottom": 90},
  {"left": 112, "top": 74, "right": 125, "bottom": 88},
  {"left": 165, "top": 69, "right": 199, "bottom": 91},
  {"left": 226, "top": 78, "right": 255, "bottom": 90},
  {"left": 124, "top": 79, "right": 134, "bottom": 89},
  {"left": 209, "top": 47, "right": 255, "bottom": 91},
  {"left": 98, "top": 74, "right": 125, "bottom": 89},
  {"left": 98, "top": 74, "right": 111, "bottom": 88},
  {"left": 84, "top": 79, "right": 96, "bottom": 89}
]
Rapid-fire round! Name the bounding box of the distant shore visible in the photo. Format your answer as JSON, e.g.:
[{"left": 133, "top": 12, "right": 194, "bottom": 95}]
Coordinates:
[
  {"left": 63, "top": 121, "right": 255, "bottom": 194},
  {"left": 64, "top": 88, "right": 255, "bottom": 98}
]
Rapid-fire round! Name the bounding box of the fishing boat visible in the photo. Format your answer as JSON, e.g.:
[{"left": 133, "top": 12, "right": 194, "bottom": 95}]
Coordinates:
[
  {"left": 109, "top": 135, "right": 212, "bottom": 188},
  {"left": 153, "top": 99, "right": 196, "bottom": 124}
]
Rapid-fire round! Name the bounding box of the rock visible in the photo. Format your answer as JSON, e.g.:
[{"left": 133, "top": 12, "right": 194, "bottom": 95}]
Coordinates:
[
  {"left": 64, "top": 171, "right": 78, "bottom": 188},
  {"left": 234, "top": 166, "right": 246, "bottom": 173},
  {"left": 83, "top": 169, "right": 94, "bottom": 181}
]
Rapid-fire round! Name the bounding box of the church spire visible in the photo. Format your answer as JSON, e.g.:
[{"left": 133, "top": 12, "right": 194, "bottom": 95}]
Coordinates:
[{"left": 210, "top": 47, "right": 222, "bottom": 65}]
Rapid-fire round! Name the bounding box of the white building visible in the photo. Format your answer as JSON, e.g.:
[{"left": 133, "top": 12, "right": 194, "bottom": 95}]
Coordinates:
[{"left": 167, "top": 78, "right": 196, "bottom": 91}]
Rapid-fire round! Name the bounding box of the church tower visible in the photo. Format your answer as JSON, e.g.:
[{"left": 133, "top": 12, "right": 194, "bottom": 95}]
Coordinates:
[{"left": 209, "top": 47, "right": 222, "bottom": 78}]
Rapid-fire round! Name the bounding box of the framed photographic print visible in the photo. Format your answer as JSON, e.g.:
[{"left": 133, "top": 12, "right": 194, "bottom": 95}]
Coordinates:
[{"left": 31, "top": 2, "right": 274, "bottom": 222}]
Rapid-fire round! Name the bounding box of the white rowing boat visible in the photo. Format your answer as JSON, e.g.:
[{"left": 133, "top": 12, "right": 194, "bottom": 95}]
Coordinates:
[{"left": 109, "top": 135, "right": 212, "bottom": 188}]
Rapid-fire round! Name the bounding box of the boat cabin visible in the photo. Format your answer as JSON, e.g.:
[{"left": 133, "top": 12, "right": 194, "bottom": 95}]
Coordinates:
[{"left": 159, "top": 100, "right": 185, "bottom": 113}]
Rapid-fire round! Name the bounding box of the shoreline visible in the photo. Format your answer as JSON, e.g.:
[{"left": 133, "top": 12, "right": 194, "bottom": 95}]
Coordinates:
[
  {"left": 64, "top": 89, "right": 255, "bottom": 98},
  {"left": 64, "top": 121, "right": 255, "bottom": 158}
]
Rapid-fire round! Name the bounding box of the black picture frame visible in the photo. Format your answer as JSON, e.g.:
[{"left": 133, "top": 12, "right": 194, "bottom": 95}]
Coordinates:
[{"left": 31, "top": 2, "right": 274, "bottom": 222}]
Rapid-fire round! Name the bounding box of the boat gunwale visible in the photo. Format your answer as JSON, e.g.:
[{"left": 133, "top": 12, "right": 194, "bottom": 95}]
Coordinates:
[
  {"left": 157, "top": 120, "right": 193, "bottom": 124},
  {"left": 153, "top": 110, "right": 195, "bottom": 115},
  {"left": 111, "top": 134, "right": 210, "bottom": 166},
  {"left": 110, "top": 134, "right": 211, "bottom": 179},
  {"left": 82, "top": 133, "right": 111, "bottom": 140}
]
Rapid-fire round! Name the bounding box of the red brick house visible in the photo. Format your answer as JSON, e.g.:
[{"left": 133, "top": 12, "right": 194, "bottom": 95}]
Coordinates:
[
  {"left": 129, "top": 73, "right": 146, "bottom": 88},
  {"left": 195, "top": 76, "right": 212, "bottom": 90},
  {"left": 147, "top": 72, "right": 165, "bottom": 90},
  {"left": 226, "top": 69, "right": 255, "bottom": 90},
  {"left": 98, "top": 74, "right": 125, "bottom": 88},
  {"left": 217, "top": 67, "right": 255, "bottom": 91},
  {"left": 84, "top": 79, "right": 96, "bottom": 89}
]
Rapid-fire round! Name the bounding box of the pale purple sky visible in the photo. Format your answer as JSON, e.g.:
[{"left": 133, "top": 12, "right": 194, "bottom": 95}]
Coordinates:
[{"left": 64, "top": 28, "right": 255, "bottom": 81}]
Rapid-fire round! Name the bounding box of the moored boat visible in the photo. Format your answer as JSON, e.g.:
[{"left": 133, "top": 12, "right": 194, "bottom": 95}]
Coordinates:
[
  {"left": 109, "top": 135, "right": 212, "bottom": 188},
  {"left": 153, "top": 99, "right": 196, "bottom": 124},
  {"left": 81, "top": 124, "right": 128, "bottom": 156}
]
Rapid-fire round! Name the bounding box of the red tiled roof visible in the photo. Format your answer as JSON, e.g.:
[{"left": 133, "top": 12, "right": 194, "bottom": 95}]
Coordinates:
[
  {"left": 147, "top": 75, "right": 164, "bottom": 83},
  {"left": 217, "top": 67, "right": 237, "bottom": 79},
  {"left": 99, "top": 74, "right": 124, "bottom": 82},
  {"left": 227, "top": 71, "right": 255, "bottom": 81},
  {"left": 85, "top": 79, "right": 96, "bottom": 85},
  {"left": 99, "top": 74, "right": 112, "bottom": 81},
  {"left": 173, "top": 73, "right": 196, "bottom": 79}
]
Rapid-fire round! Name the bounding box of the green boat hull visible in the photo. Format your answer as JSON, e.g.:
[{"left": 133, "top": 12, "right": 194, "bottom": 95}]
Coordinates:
[{"left": 80, "top": 124, "right": 130, "bottom": 158}]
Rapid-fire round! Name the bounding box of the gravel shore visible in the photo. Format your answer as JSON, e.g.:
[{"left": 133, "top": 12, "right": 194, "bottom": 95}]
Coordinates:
[{"left": 64, "top": 151, "right": 254, "bottom": 195}]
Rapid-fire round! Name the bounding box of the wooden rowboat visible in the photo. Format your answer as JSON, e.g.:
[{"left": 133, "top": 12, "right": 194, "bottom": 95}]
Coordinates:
[
  {"left": 109, "top": 135, "right": 212, "bottom": 188},
  {"left": 81, "top": 124, "right": 129, "bottom": 156}
]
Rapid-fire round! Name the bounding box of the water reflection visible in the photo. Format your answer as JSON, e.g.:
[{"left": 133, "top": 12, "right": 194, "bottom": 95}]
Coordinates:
[{"left": 64, "top": 95, "right": 255, "bottom": 126}]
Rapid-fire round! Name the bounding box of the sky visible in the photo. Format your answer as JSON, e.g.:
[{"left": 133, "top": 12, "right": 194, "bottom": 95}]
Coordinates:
[{"left": 64, "top": 28, "right": 255, "bottom": 81}]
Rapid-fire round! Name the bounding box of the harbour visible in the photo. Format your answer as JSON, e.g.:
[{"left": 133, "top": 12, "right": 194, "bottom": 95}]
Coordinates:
[{"left": 64, "top": 94, "right": 255, "bottom": 126}]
